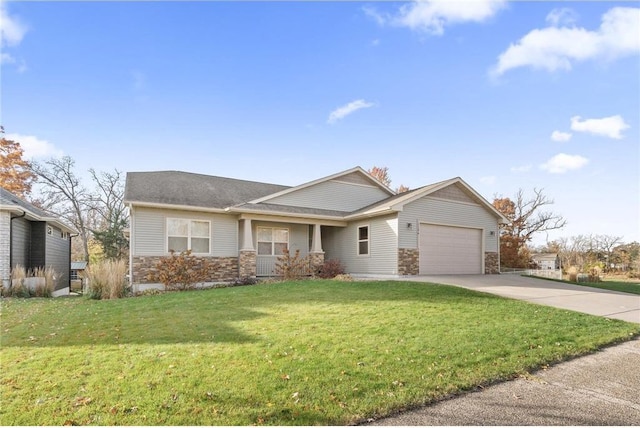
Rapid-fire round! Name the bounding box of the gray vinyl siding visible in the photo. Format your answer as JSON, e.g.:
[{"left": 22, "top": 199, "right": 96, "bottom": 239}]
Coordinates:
[
  {"left": 266, "top": 180, "right": 389, "bottom": 212},
  {"left": 45, "top": 225, "right": 70, "bottom": 290},
  {"left": 132, "top": 206, "right": 238, "bottom": 257},
  {"left": 398, "top": 197, "right": 499, "bottom": 252},
  {"left": 10, "top": 217, "right": 30, "bottom": 268},
  {"left": 30, "top": 222, "right": 46, "bottom": 268},
  {"left": 324, "top": 215, "right": 398, "bottom": 275}
]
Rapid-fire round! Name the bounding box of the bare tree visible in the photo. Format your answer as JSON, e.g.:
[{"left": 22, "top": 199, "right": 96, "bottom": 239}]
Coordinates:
[
  {"left": 31, "top": 156, "right": 92, "bottom": 261},
  {"left": 89, "top": 168, "right": 129, "bottom": 259},
  {"left": 493, "top": 188, "right": 566, "bottom": 267}
]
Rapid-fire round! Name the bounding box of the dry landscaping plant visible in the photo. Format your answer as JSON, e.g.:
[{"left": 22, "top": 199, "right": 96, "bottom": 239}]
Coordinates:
[
  {"left": 275, "top": 249, "right": 310, "bottom": 280},
  {"left": 86, "top": 259, "right": 128, "bottom": 299},
  {"left": 316, "top": 258, "right": 346, "bottom": 279},
  {"left": 148, "top": 250, "right": 213, "bottom": 291}
]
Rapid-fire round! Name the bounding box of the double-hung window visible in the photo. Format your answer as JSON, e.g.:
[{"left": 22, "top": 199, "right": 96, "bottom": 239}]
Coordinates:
[
  {"left": 257, "top": 227, "right": 289, "bottom": 256},
  {"left": 167, "top": 218, "right": 210, "bottom": 254},
  {"left": 357, "top": 225, "right": 369, "bottom": 256}
]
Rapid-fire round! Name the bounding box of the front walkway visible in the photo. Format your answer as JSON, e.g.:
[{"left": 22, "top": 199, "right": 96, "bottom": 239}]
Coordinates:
[{"left": 404, "top": 274, "right": 640, "bottom": 323}]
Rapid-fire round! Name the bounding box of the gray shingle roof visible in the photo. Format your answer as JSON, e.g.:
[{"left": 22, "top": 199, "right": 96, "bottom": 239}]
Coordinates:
[
  {"left": 237, "top": 203, "right": 351, "bottom": 217},
  {"left": 124, "top": 171, "right": 291, "bottom": 209},
  {"left": 0, "top": 187, "right": 54, "bottom": 219}
]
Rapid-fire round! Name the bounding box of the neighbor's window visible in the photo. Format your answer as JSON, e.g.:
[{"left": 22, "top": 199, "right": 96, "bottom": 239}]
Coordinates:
[
  {"left": 167, "top": 218, "right": 210, "bottom": 253},
  {"left": 257, "top": 227, "right": 289, "bottom": 256},
  {"left": 357, "top": 225, "right": 369, "bottom": 256}
]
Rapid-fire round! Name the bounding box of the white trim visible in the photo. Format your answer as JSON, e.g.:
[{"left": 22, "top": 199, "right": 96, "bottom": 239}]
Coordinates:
[
  {"left": 166, "top": 218, "right": 212, "bottom": 255},
  {"left": 357, "top": 224, "right": 370, "bottom": 257}
]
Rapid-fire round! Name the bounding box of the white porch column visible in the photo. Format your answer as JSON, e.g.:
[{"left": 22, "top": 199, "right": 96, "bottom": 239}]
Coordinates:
[
  {"left": 241, "top": 218, "right": 254, "bottom": 251},
  {"left": 311, "top": 224, "right": 323, "bottom": 253}
]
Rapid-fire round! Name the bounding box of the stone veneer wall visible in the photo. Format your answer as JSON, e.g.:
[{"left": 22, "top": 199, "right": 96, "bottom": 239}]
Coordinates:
[
  {"left": 485, "top": 252, "right": 500, "bottom": 274},
  {"left": 309, "top": 252, "right": 325, "bottom": 274},
  {"left": 398, "top": 248, "right": 419, "bottom": 276},
  {"left": 132, "top": 255, "right": 239, "bottom": 284},
  {"left": 238, "top": 250, "right": 256, "bottom": 278}
]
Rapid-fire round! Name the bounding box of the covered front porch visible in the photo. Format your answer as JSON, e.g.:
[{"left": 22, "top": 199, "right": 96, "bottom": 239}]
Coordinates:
[{"left": 236, "top": 213, "right": 345, "bottom": 277}]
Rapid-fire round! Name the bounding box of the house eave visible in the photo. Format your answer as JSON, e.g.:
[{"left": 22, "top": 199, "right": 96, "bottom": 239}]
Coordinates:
[
  {"left": 126, "top": 200, "right": 228, "bottom": 214},
  {"left": 227, "top": 207, "right": 348, "bottom": 226},
  {"left": 344, "top": 206, "right": 399, "bottom": 221}
]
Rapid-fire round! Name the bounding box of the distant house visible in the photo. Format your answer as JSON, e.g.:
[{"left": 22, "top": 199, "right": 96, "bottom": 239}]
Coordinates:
[
  {"left": 124, "top": 166, "right": 508, "bottom": 290},
  {"left": 531, "top": 253, "right": 560, "bottom": 270},
  {"left": 0, "top": 187, "right": 77, "bottom": 295}
]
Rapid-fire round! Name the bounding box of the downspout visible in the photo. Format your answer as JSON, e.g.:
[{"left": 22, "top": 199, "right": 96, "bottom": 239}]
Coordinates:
[{"left": 128, "top": 203, "right": 134, "bottom": 292}]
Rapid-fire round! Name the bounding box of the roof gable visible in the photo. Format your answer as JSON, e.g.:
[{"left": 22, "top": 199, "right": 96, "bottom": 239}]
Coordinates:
[
  {"left": 347, "top": 177, "right": 509, "bottom": 222},
  {"left": 248, "top": 166, "right": 394, "bottom": 205}
]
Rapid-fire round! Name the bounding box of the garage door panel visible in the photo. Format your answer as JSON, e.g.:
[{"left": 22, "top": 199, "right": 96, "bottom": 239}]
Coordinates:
[{"left": 419, "top": 224, "right": 482, "bottom": 274}]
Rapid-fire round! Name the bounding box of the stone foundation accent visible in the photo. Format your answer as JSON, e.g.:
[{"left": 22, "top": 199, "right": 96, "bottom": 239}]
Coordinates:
[
  {"left": 485, "top": 252, "right": 499, "bottom": 274},
  {"left": 309, "top": 252, "right": 325, "bottom": 274},
  {"left": 239, "top": 250, "right": 256, "bottom": 278},
  {"left": 398, "top": 248, "right": 419, "bottom": 276},
  {"left": 132, "top": 255, "right": 239, "bottom": 284}
]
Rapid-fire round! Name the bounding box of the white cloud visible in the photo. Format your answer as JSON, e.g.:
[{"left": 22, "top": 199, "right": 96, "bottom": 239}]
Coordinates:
[
  {"left": 551, "top": 131, "right": 572, "bottom": 142},
  {"left": 480, "top": 175, "right": 497, "bottom": 184},
  {"left": 510, "top": 164, "right": 532, "bottom": 173},
  {"left": 5, "top": 133, "right": 64, "bottom": 159},
  {"left": 364, "top": 0, "right": 506, "bottom": 35},
  {"left": 540, "top": 153, "right": 589, "bottom": 174},
  {"left": 1, "top": 4, "right": 28, "bottom": 70},
  {"left": 545, "top": 8, "right": 578, "bottom": 27},
  {"left": 492, "top": 7, "right": 640, "bottom": 76},
  {"left": 570, "top": 115, "right": 630, "bottom": 139},
  {"left": 0, "top": 4, "right": 28, "bottom": 47},
  {"left": 327, "top": 99, "right": 375, "bottom": 124}
]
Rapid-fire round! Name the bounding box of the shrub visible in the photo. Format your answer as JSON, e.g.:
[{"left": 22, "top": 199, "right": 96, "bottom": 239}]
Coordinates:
[
  {"left": 233, "top": 276, "right": 258, "bottom": 286},
  {"left": 333, "top": 274, "right": 354, "bottom": 282},
  {"left": 275, "top": 249, "right": 310, "bottom": 280},
  {"left": 316, "top": 259, "right": 346, "bottom": 279},
  {"left": 148, "top": 250, "right": 213, "bottom": 291},
  {"left": 31, "top": 267, "right": 55, "bottom": 298},
  {"left": 86, "top": 259, "right": 128, "bottom": 300},
  {"left": 567, "top": 266, "right": 579, "bottom": 282},
  {"left": 9, "top": 265, "right": 29, "bottom": 298}
]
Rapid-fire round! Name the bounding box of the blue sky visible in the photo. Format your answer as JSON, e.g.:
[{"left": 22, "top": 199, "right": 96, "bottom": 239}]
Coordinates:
[{"left": 2, "top": 1, "right": 639, "bottom": 246}]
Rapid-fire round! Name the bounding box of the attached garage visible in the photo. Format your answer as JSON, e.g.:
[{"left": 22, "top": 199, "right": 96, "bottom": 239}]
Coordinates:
[{"left": 419, "top": 223, "right": 482, "bottom": 274}]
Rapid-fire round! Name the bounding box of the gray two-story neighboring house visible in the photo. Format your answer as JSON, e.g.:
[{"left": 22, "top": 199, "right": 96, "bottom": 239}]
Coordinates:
[{"left": 0, "top": 187, "right": 76, "bottom": 295}]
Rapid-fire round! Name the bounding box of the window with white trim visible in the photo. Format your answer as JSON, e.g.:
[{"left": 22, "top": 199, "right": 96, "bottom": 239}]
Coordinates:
[
  {"left": 357, "top": 225, "right": 369, "bottom": 256},
  {"left": 257, "top": 227, "right": 289, "bottom": 256},
  {"left": 167, "top": 218, "right": 210, "bottom": 253}
]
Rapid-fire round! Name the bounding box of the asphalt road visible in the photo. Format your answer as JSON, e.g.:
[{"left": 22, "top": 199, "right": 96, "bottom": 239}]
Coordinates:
[{"left": 364, "top": 275, "right": 640, "bottom": 426}]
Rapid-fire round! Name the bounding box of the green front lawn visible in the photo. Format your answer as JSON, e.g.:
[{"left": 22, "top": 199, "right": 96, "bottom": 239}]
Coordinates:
[{"left": 2, "top": 280, "right": 638, "bottom": 425}]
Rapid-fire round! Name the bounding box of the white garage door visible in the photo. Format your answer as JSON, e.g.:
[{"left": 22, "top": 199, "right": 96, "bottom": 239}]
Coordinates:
[{"left": 419, "top": 224, "right": 482, "bottom": 274}]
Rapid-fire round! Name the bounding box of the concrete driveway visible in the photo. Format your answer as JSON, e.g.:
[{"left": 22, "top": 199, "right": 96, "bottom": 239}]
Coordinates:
[{"left": 405, "top": 274, "right": 640, "bottom": 323}]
